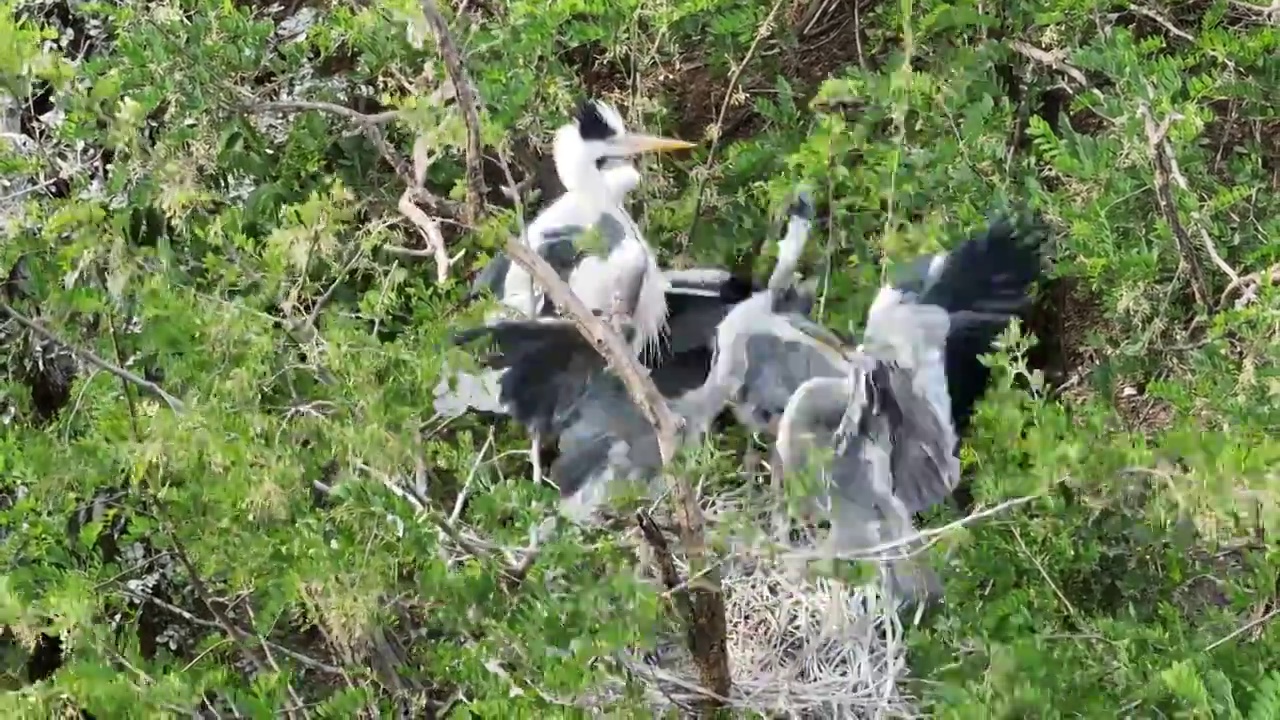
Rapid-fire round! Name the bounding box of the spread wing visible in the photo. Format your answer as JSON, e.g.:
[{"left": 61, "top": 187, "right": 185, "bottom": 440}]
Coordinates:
[{"left": 453, "top": 320, "right": 661, "bottom": 515}]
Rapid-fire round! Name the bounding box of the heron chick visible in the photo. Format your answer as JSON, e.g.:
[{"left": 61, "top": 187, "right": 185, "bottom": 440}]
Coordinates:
[
  {"left": 775, "top": 215, "right": 1049, "bottom": 607},
  {"left": 470, "top": 99, "right": 694, "bottom": 357},
  {"left": 452, "top": 190, "right": 822, "bottom": 521}
]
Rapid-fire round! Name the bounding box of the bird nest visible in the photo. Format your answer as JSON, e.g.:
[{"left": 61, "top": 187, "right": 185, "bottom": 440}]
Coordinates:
[{"left": 614, "top": 489, "right": 920, "bottom": 718}]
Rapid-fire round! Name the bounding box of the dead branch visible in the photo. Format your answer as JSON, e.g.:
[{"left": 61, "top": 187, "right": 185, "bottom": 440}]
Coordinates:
[
  {"left": 397, "top": 191, "right": 453, "bottom": 283},
  {"left": 418, "top": 0, "right": 487, "bottom": 226},
  {"left": 500, "top": 233, "right": 732, "bottom": 704},
  {"left": 1219, "top": 262, "right": 1280, "bottom": 310},
  {"left": 638, "top": 510, "right": 698, "bottom": 628},
  {"left": 249, "top": 98, "right": 464, "bottom": 220},
  {"left": 0, "top": 300, "right": 186, "bottom": 412},
  {"left": 1136, "top": 102, "right": 1211, "bottom": 306},
  {"left": 1008, "top": 40, "right": 1089, "bottom": 87},
  {"left": 252, "top": 100, "right": 401, "bottom": 125},
  {"left": 1130, "top": 5, "right": 1195, "bottom": 42}
]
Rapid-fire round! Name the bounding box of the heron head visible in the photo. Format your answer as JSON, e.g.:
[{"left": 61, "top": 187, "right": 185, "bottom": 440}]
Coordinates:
[{"left": 554, "top": 100, "right": 696, "bottom": 193}]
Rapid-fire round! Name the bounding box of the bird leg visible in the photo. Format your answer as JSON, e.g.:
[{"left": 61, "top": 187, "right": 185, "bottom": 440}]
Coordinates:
[{"left": 608, "top": 289, "right": 632, "bottom": 332}]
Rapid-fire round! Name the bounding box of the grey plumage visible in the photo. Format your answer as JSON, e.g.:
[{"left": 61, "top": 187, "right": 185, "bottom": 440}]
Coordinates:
[
  {"left": 776, "top": 299, "right": 957, "bottom": 608},
  {"left": 468, "top": 224, "right": 593, "bottom": 303},
  {"left": 453, "top": 316, "right": 661, "bottom": 520},
  {"left": 451, "top": 190, "right": 819, "bottom": 520},
  {"left": 670, "top": 190, "right": 826, "bottom": 440},
  {"left": 774, "top": 214, "right": 1049, "bottom": 607}
]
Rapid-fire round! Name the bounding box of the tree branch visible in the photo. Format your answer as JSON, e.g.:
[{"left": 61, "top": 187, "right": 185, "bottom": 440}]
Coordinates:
[
  {"left": 418, "top": 0, "right": 487, "bottom": 226},
  {"left": 1, "top": 300, "right": 186, "bottom": 412},
  {"left": 1136, "top": 102, "right": 1211, "bottom": 306},
  {"left": 1009, "top": 40, "right": 1089, "bottom": 87}
]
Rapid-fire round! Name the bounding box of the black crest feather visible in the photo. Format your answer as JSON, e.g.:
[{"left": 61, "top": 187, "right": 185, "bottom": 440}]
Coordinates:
[{"left": 575, "top": 100, "right": 617, "bottom": 141}]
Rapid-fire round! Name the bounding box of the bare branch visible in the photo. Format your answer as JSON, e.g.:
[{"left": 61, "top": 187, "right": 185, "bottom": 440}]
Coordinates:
[
  {"left": 498, "top": 238, "right": 683, "bottom": 458},
  {"left": 418, "top": 0, "right": 487, "bottom": 226},
  {"left": 1009, "top": 40, "right": 1089, "bottom": 87},
  {"left": 1130, "top": 5, "right": 1195, "bottom": 42},
  {"left": 1136, "top": 102, "right": 1211, "bottom": 306},
  {"left": 417, "top": 11, "right": 730, "bottom": 704},
  {"left": 397, "top": 191, "right": 454, "bottom": 283},
  {"left": 1, "top": 300, "right": 186, "bottom": 412},
  {"left": 249, "top": 97, "right": 464, "bottom": 220},
  {"left": 1219, "top": 262, "right": 1280, "bottom": 310},
  {"left": 251, "top": 100, "right": 401, "bottom": 125},
  {"left": 120, "top": 588, "right": 346, "bottom": 676}
]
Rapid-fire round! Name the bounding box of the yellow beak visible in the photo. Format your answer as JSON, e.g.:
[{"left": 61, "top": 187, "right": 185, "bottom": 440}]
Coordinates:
[{"left": 613, "top": 133, "right": 697, "bottom": 156}]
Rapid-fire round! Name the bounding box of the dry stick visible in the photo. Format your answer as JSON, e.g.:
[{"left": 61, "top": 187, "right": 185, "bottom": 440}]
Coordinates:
[
  {"left": 247, "top": 99, "right": 462, "bottom": 218},
  {"left": 1136, "top": 102, "right": 1210, "bottom": 307},
  {"left": 686, "top": 0, "right": 789, "bottom": 245},
  {"left": 0, "top": 300, "right": 186, "bottom": 412},
  {"left": 1219, "top": 262, "right": 1280, "bottom": 310},
  {"left": 253, "top": 100, "right": 401, "bottom": 125},
  {"left": 418, "top": 0, "right": 486, "bottom": 226},
  {"left": 502, "top": 187, "right": 732, "bottom": 712},
  {"left": 637, "top": 510, "right": 704, "bottom": 641},
  {"left": 1204, "top": 605, "right": 1280, "bottom": 652},
  {"left": 1008, "top": 40, "right": 1089, "bottom": 87}
]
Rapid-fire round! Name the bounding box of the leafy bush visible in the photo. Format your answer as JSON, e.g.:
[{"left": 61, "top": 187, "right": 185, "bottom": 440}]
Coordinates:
[{"left": 2, "top": 0, "right": 1277, "bottom": 715}]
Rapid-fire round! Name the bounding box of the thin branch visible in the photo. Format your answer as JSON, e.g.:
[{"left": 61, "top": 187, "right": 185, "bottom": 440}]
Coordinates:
[
  {"left": 1130, "top": 5, "right": 1195, "bottom": 42},
  {"left": 249, "top": 97, "right": 463, "bottom": 219},
  {"left": 499, "top": 237, "right": 682, "bottom": 458},
  {"left": 252, "top": 100, "right": 401, "bottom": 125},
  {"left": 1011, "top": 526, "right": 1080, "bottom": 620},
  {"left": 0, "top": 300, "right": 186, "bottom": 412},
  {"left": 637, "top": 510, "right": 698, "bottom": 629},
  {"left": 1009, "top": 40, "right": 1089, "bottom": 87},
  {"left": 1219, "top": 262, "right": 1280, "bottom": 310},
  {"left": 778, "top": 494, "right": 1042, "bottom": 562},
  {"left": 418, "top": 0, "right": 487, "bottom": 225},
  {"left": 305, "top": 248, "right": 365, "bottom": 329},
  {"left": 122, "top": 588, "right": 346, "bottom": 676},
  {"left": 1136, "top": 101, "right": 1211, "bottom": 306},
  {"left": 397, "top": 191, "right": 453, "bottom": 283},
  {"left": 1205, "top": 604, "right": 1280, "bottom": 652},
  {"left": 422, "top": 11, "right": 729, "bottom": 705}
]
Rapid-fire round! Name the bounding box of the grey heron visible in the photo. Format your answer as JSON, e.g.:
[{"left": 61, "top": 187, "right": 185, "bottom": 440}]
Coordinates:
[
  {"left": 451, "top": 194, "right": 819, "bottom": 520},
  {"left": 469, "top": 99, "right": 694, "bottom": 356},
  {"left": 701, "top": 215, "right": 1049, "bottom": 602}
]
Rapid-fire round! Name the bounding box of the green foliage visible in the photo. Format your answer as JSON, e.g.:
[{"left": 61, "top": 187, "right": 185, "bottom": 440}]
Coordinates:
[{"left": 1, "top": 0, "right": 1277, "bottom": 715}]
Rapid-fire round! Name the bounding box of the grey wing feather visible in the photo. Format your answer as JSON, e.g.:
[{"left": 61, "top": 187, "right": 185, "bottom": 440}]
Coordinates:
[
  {"left": 554, "top": 377, "right": 661, "bottom": 500},
  {"left": 740, "top": 333, "right": 846, "bottom": 429},
  {"left": 452, "top": 319, "right": 660, "bottom": 507},
  {"left": 470, "top": 253, "right": 512, "bottom": 299},
  {"left": 880, "top": 363, "right": 961, "bottom": 513}
]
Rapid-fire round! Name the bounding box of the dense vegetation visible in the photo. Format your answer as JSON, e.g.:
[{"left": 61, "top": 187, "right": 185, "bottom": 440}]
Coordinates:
[{"left": 2, "top": 0, "right": 1278, "bottom": 716}]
